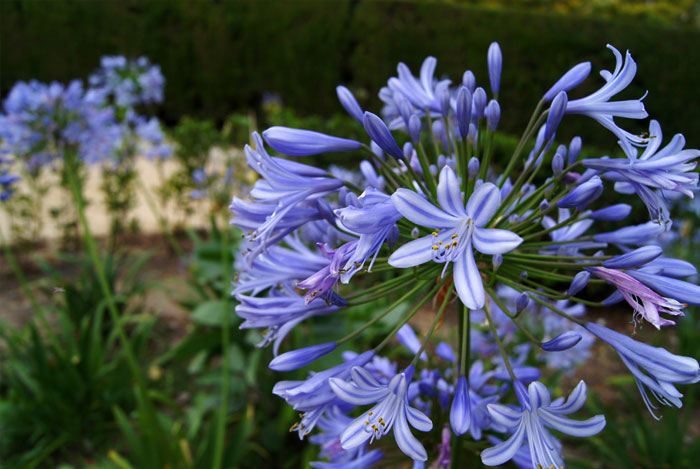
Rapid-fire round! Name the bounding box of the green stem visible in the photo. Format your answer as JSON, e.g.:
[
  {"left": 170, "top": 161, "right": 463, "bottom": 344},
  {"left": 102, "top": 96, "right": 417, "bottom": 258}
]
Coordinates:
[
  {"left": 411, "top": 284, "right": 454, "bottom": 367},
  {"left": 64, "top": 152, "right": 151, "bottom": 404},
  {"left": 499, "top": 100, "right": 545, "bottom": 187},
  {"left": 135, "top": 175, "right": 186, "bottom": 259},
  {"left": 373, "top": 275, "right": 451, "bottom": 353},
  {"left": 484, "top": 299, "right": 516, "bottom": 381},
  {"left": 213, "top": 224, "right": 232, "bottom": 469},
  {"left": 486, "top": 287, "right": 542, "bottom": 347},
  {"left": 339, "top": 280, "right": 431, "bottom": 345}
]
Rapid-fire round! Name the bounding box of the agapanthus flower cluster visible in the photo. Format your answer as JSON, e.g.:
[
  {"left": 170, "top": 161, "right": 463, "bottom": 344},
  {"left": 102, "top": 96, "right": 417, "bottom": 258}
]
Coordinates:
[
  {"left": 88, "top": 55, "right": 165, "bottom": 108},
  {"left": 0, "top": 79, "right": 124, "bottom": 167},
  {"left": 231, "top": 43, "right": 700, "bottom": 466},
  {"left": 89, "top": 56, "right": 172, "bottom": 161}
]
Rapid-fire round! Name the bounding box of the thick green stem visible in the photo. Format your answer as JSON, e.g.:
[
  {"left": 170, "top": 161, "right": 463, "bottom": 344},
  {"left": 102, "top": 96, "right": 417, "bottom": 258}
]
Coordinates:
[
  {"left": 64, "top": 152, "right": 151, "bottom": 403},
  {"left": 213, "top": 224, "right": 232, "bottom": 469}
]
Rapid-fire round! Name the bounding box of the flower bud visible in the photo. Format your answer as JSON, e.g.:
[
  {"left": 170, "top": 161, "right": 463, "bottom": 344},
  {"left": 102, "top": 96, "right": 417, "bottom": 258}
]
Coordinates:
[
  {"left": 543, "top": 62, "right": 591, "bottom": 102},
  {"left": 544, "top": 91, "right": 568, "bottom": 141},
  {"left": 467, "top": 123, "right": 477, "bottom": 143},
  {"left": 485, "top": 100, "right": 501, "bottom": 131},
  {"left": 520, "top": 271, "right": 528, "bottom": 280},
  {"left": 552, "top": 149, "right": 564, "bottom": 177},
  {"left": 473, "top": 87, "right": 487, "bottom": 118},
  {"left": 493, "top": 253, "right": 503, "bottom": 271},
  {"left": 542, "top": 331, "right": 582, "bottom": 351},
  {"left": 487, "top": 42, "right": 502, "bottom": 95},
  {"left": 558, "top": 175, "right": 603, "bottom": 210},
  {"left": 363, "top": 111, "right": 404, "bottom": 160},
  {"left": 403, "top": 142, "right": 415, "bottom": 159},
  {"left": 515, "top": 292, "right": 530, "bottom": 313},
  {"left": 468, "top": 157, "right": 480, "bottom": 179},
  {"left": 408, "top": 113, "right": 422, "bottom": 143},
  {"left": 462, "top": 70, "right": 476, "bottom": 93},
  {"left": 336, "top": 85, "right": 363, "bottom": 123},
  {"left": 567, "top": 271, "right": 590, "bottom": 296},
  {"left": 456, "top": 86, "right": 473, "bottom": 139},
  {"left": 411, "top": 227, "right": 420, "bottom": 238},
  {"left": 397, "top": 324, "right": 427, "bottom": 361},
  {"left": 589, "top": 204, "right": 631, "bottom": 221},
  {"left": 604, "top": 245, "right": 663, "bottom": 269},
  {"left": 539, "top": 199, "right": 549, "bottom": 211},
  {"left": 437, "top": 82, "right": 451, "bottom": 116},
  {"left": 269, "top": 342, "right": 336, "bottom": 371},
  {"left": 450, "top": 376, "right": 471, "bottom": 436},
  {"left": 262, "top": 127, "right": 362, "bottom": 156},
  {"left": 568, "top": 136, "right": 582, "bottom": 164}
]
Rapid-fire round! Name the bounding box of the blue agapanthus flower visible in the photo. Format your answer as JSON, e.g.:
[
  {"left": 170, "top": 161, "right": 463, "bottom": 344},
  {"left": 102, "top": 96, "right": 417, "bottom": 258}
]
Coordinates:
[{"left": 229, "top": 42, "right": 700, "bottom": 465}]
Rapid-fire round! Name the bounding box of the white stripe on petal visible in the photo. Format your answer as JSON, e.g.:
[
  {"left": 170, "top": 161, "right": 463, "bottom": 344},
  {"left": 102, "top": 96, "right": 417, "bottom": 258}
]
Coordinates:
[
  {"left": 454, "top": 246, "right": 485, "bottom": 309},
  {"left": 391, "top": 188, "right": 460, "bottom": 228},
  {"left": 472, "top": 227, "right": 523, "bottom": 254}
]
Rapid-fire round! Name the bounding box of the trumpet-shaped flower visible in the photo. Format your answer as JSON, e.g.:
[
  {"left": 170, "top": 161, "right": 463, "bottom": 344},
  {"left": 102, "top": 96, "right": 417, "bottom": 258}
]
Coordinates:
[
  {"left": 586, "top": 322, "right": 700, "bottom": 418},
  {"left": 389, "top": 166, "right": 523, "bottom": 309},
  {"left": 330, "top": 366, "right": 433, "bottom": 461},
  {"left": 565, "top": 45, "right": 648, "bottom": 155},
  {"left": 587, "top": 266, "right": 684, "bottom": 329},
  {"left": 583, "top": 120, "right": 699, "bottom": 224},
  {"left": 481, "top": 381, "right": 605, "bottom": 468}
]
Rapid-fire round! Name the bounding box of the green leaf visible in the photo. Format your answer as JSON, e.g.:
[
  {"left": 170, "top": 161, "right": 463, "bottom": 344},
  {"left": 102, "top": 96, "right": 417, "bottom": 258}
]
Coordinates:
[{"left": 191, "top": 300, "right": 230, "bottom": 326}]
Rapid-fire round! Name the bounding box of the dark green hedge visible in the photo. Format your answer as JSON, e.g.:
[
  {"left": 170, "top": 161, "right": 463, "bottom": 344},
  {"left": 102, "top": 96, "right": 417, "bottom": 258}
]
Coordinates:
[{"left": 2, "top": 0, "right": 699, "bottom": 147}]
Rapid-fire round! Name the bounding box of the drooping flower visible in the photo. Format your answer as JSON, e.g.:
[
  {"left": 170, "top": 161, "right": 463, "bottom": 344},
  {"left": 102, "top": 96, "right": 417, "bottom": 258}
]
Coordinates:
[
  {"left": 586, "top": 322, "right": 700, "bottom": 418},
  {"left": 565, "top": 44, "right": 648, "bottom": 155},
  {"left": 587, "top": 266, "right": 685, "bottom": 329},
  {"left": 583, "top": 120, "right": 699, "bottom": 224},
  {"left": 389, "top": 166, "right": 523, "bottom": 309},
  {"left": 330, "top": 365, "right": 433, "bottom": 461},
  {"left": 481, "top": 381, "right": 605, "bottom": 468}
]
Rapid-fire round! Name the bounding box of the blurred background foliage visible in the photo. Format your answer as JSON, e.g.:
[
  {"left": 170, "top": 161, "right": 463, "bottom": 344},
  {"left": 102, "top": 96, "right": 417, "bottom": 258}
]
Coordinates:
[
  {"left": 2, "top": 0, "right": 700, "bottom": 149},
  {"left": 2, "top": 1, "right": 700, "bottom": 468}
]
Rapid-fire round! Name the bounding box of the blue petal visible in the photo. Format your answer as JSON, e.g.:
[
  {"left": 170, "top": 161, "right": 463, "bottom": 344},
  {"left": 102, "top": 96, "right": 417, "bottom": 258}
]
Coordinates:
[
  {"left": 388, "top": 235, "right": 436, "bottom": 268},
  {"left": 466, "top": 182, "right": 501, "bottom": 226},
  {"left": 262, "top": 127, "right": 361, "bottom": 156},
  {"left": 604, "top": 246, "right": 663, "bottom": 269},
  {"left": 627, "top": 270, "right": 700, "bottom": 306},
  {"left": 269, "top": 342, "right": 336, "bottom": 371},
  {"left": 391, "top": 188, "right": 461, "bottom": 228},
  {"left": 480, "top": 422, "right": 526, "bottom": 466},
  {"left": 454, "top": 245, "right": 484, "bottom": 309},
  {"left": 528, "top": 381, "right": 552, "bottom": 409},
  {"left": 539, "top": 410, "right": 606, "bottom": 437},
  {"left": 450, "top": 376, "right": 471, "bottom": 435},
  {"left": 329, "top": 378, "right": 388, "bottom": 405},
  {"left": 472, "top": 227, "right": 523, "bottom": 254},
  {"left": 437, "top": 166, "right": 466, "bottom": 217},
  {"left": 406, "top": 405, "right": 433, "bottom": 432},
  {"left": 547, "top": 380, "right": 587, "bottom": 414},
  {"left": 340, "top": 412, "right": 374, "bottom": 450},
  {"left": 487, "top": 403, "right": 522, "bottom": 428},
  {"left": 394, "top": 407, "right": 428, "bottom": 461}
]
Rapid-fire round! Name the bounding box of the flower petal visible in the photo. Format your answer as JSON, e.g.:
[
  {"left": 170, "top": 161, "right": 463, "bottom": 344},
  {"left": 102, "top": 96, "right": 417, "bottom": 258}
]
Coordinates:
[
  {"left": 329, "top": 378, "right": 387, "bottom": 406},
  {"left": 472, "top": 227, "right": 523, "bottom": 254},
  {"left": 437, "top": 166, "right": 466, "bottom": 217},
  {"left": 538, "top": 410, "right": 606, "bottom": 437},
  {"left": 391, "top": 188, "right": 461, "bottom": 228},
  {"left": 487, "top": 403, "right": 522, "bottom": 429},
  {"left": 454, "top": 245, "right": 485, "bottom": 309},
  {"left": 480, "top": 422, "right": 526, "bottom": 466},
  {"left": 406, "top": 405, "right": 433, "bottom": 432},
  {"left": 394, "top": 407, "right": 428, "bottom": 461},
  {"left": 466, "top": 182, "right": 501, "bottom": 226},
  {"left": 388, "top": 235, "right": 436, "bottom": 268}
]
